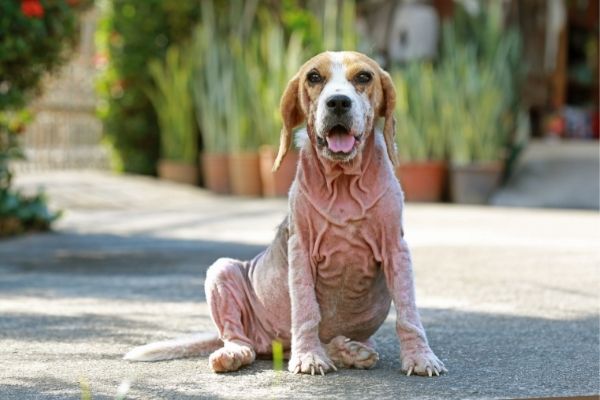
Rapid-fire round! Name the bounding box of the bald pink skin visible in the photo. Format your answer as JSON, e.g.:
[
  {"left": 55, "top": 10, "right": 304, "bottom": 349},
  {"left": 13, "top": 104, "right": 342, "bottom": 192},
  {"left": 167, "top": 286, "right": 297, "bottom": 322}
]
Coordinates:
[
  {"left": 285, "top": 129, "right": 442, "bottom": 374},
  {"left": 205, "top": 51, "right": 445, "bottom": 376},
  {"left": 205, "top": 131, "right": 444, "bottom": 375}
]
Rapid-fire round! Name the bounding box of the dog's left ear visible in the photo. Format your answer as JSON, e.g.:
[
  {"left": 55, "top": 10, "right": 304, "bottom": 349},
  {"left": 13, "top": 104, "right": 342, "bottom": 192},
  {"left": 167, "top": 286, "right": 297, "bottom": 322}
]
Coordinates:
[
  {"left": 273, "top": 73, "right": 304, "bottom": 172},
  {"left": 379, "top": 69, "right": 398, "bottom": 166}
]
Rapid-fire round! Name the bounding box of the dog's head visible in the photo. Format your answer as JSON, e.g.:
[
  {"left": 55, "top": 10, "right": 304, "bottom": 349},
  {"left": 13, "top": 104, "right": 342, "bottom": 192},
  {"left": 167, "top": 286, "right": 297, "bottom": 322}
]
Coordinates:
[{"left": 272, "top": 51, "right": 397, "bottom": 171}]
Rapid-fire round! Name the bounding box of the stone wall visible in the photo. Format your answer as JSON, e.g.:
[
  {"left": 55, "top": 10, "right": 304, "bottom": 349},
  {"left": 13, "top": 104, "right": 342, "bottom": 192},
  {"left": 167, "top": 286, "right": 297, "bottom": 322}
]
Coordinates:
[{"left": 13, "top": 7, "right": 109, "bottom": 172}]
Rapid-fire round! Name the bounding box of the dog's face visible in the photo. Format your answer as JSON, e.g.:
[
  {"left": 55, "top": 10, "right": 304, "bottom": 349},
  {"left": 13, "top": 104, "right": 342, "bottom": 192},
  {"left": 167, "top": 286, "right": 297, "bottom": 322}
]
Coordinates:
[
  {"left": 308, "top": 52, "right": 380, "bottom": 162},
  {"left": 273, "top": 51, "right": 397, "bottom": 170}
]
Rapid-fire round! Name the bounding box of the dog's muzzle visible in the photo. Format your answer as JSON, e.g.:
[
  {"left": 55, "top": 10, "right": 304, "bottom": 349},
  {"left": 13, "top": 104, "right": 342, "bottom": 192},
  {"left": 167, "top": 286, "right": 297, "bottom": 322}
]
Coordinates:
[{"left": 317, "top": 95, "right": 362, "bottom": 156}]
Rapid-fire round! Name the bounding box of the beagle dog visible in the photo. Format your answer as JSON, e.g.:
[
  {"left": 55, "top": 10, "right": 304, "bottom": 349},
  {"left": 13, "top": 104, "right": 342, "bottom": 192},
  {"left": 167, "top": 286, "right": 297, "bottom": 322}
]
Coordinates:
[{"left": 125, "top": 51, "right": 446, "bottom": 377}]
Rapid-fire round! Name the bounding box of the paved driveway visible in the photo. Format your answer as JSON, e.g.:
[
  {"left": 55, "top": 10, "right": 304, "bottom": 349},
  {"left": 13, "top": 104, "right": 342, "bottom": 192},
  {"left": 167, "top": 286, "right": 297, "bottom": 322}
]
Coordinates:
[{"left": 1, "top": 171, "right": 598, "bottom": 399}]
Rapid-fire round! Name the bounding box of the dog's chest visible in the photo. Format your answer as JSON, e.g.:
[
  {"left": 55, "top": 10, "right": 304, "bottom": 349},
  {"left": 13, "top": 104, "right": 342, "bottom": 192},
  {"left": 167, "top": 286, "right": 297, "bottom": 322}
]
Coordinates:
[
  {"left": 304, "top": 182, "right": 386, "bottom": 284},
  {"left": 314, "top": 219, "right": 374, "bottom": 260},
  {"left": 310, "top": 215, "right": 382, "bottom": 290},
  {"left": 310, "top": 217, "right": 390, "bottom": 339}
]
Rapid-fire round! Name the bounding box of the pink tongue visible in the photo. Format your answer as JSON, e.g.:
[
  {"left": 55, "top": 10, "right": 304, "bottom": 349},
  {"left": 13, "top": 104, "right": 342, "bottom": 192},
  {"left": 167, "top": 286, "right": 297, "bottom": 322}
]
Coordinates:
[{"left": 327, "top": 133, "right": 356, "bottom": 153}]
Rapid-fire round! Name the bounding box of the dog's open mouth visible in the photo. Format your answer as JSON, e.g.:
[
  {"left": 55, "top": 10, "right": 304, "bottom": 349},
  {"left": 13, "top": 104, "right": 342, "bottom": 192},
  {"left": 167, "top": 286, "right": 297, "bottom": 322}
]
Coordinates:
[{"left": 325, "top": 125, "right": 358, "bottom": 154}]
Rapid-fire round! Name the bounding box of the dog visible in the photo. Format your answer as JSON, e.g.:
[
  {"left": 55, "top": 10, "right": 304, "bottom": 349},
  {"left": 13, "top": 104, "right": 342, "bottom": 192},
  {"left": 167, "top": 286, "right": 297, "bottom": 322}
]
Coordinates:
[{"left": 125, "top": 51, "right": 446, "bottom": 377}]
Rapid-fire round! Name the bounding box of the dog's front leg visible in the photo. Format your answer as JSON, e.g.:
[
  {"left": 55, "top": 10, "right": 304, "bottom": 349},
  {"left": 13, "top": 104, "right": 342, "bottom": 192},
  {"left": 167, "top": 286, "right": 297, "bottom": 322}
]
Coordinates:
[
  {"left": 385, "top": 238, "right": 447, "bottom": 377},
  {"left": 287, "top": 233, "right": 337, "bottom": 376}
]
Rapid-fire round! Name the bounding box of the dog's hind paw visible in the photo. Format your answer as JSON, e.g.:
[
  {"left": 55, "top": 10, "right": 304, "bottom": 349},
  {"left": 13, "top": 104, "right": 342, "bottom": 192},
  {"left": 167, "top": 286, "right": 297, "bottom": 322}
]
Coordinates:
[
  {"left": 209, "top": 342, "right": 255, "bottom": 373},
  {"left": 401, "top": 347, "right": 447, "bottom": 377},
  {"left": 288, "top": 348, "right": 337, "bottom": 376},
  {"left": 326, "top": 336, "right": 379, "bottom": 369}
]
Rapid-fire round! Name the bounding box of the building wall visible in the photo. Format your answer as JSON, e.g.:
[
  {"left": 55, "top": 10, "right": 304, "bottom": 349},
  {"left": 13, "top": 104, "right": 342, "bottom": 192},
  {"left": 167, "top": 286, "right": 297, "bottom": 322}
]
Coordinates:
[{"left": 13, "top": 8, "right": 109, "bottom": 172}]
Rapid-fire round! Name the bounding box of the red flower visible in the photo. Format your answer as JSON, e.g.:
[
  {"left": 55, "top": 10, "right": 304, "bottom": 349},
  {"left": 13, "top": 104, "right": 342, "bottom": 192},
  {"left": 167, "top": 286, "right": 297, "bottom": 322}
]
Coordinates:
[{"left": 21, "top": 0, "right": 45, "bottom": 18}]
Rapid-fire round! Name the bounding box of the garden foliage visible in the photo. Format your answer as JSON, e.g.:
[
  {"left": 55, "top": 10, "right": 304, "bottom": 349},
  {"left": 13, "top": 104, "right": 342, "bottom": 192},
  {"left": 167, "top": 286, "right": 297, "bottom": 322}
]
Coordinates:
[
  {"left": 147, "top": 45, "right": 196, "bottom": 163},
  {"left": 0, "top": 0, "right": 88, "bottom": 110},
  {"left": 192, "top": 0, "right": 307, "bottom": 153},
  {"left": 442, "top": 2, "right": 523, "bottom": 164},
  {"left": 99, "top": 0, "right": 361, "bottom": 164},
  {"left": 393, "top": 1, "right": 523, "bottom": 164},
  {"left": 191, "top": 0, "right": 359, "bottom": 153},
  {"left": 96, "top": 0, "right": 200, "bottom": 174},
  {"left": 0, "top": 0, "right": 88, "bottom": 236}
]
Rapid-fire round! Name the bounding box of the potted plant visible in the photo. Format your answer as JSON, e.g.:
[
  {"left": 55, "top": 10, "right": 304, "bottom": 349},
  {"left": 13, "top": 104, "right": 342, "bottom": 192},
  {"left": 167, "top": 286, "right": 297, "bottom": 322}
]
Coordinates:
[
  {"left": 441, "top": 3, "right": 522, "bottom": 204},
  {"left": 147, "top": 45, "right": 197, "bottom": 185},
  {"left": 226, "top": 58, "right": 264, "bottom": 197},
  {"left": 243, "top": 23, "right": 304, "bottom": 197},
  {"left": 192, "top": 6, "right": 230, "bottom": 194},
  {"left": 192, "top": 0, "right": 275, "bottom": 197},
  {"left": 444, "top": 51, "right": 506, "bottom": 204},
  {"left": 393, "top": 64, "right": 447, "bottom": 202},
  {"left": 441, "top": 48, "right": 507, "bottom": 204}
]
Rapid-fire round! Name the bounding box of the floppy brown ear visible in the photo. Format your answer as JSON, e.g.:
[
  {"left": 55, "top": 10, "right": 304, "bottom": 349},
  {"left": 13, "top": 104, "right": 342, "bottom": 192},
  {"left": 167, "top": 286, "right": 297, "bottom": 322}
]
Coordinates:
[
  {"left": 273, "top": 74, "right": 304, "bottom": 172},
  {"left": 379, "top": 69, "right": 398, "bottom": 166}
]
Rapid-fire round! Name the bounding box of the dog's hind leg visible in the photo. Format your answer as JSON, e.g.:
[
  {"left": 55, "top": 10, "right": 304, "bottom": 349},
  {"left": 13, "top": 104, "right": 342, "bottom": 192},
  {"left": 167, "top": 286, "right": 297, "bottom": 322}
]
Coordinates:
[
  {"left": 205, "top": 258, "right": 257, "bottom": 372},
  {"left": 325, "top": 336, "right": 379, "bottom": 369}
]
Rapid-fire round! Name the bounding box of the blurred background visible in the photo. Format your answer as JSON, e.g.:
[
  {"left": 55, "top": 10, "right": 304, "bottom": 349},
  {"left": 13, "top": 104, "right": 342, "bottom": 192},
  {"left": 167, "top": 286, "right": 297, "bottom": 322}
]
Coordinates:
[
  {"left": 1, "top": 3, "right": 599, "bottom": 397},
  {"left": 1, "top": 0, "right": 599, "bottom": 236}
]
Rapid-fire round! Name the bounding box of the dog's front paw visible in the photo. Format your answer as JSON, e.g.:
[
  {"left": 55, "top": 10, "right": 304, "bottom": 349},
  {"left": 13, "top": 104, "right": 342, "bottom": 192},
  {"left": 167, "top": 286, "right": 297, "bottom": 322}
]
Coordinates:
[
  {"left": 288, "top": 348, "right": 337, "bottom": 376},
  {"left": 401, "top": 347, "right": 447, "bottom": 377}
]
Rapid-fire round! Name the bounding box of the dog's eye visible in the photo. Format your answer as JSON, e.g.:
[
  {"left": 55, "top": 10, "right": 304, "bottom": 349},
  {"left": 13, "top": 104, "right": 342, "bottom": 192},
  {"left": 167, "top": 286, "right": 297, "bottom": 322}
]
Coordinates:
[
  {"left": 355, "top": 71, "right": 373, "bottom": 84},
  {"left": 307, "top": 71, "right": 323, "bottom": 84}
]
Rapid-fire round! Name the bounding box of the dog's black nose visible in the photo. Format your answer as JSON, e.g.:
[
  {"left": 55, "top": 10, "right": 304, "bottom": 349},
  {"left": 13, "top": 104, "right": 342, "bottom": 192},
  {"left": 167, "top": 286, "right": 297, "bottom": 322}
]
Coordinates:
[{"left": 326, "top": 95, "right": 352, "bottom": 116}]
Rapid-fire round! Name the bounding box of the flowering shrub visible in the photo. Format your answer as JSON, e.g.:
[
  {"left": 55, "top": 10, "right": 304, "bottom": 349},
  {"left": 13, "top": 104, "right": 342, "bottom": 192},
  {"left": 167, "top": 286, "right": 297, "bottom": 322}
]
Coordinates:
[
  {"left": 0, "top": 0, "right": 90, "bottom": 236},
  {"left": 21, "top": 0, "right": 45, "bottom": 18},
  {"left": 0, "top": 0, "right": 92, "bottom": 110}
]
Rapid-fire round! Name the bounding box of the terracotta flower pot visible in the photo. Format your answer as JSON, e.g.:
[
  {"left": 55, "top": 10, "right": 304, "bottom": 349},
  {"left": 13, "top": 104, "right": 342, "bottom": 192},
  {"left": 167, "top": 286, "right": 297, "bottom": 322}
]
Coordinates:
[
  {"left": 450, "top": 161, "right": 503, "bottom": 204},
  {"left": 157, "top": 159, "right": 198, "bottom": 185},
  {"left": 229, "top": 151, "right": 262, "bottom": 197},
  {"left": 395, "top": 161, "right": 447, "bottom": 202},
  {"left": 201, "top": 152, "right": 230, "bottom": 194},
  {"left": 259, "top": 145, "right": 299, "bottom": 197}
]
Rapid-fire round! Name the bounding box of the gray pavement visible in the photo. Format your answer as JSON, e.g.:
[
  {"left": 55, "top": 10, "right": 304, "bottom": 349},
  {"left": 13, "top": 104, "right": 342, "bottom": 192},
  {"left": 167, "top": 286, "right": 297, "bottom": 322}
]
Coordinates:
[
  {"left": 492, "top": 139, "right": 599, "bottom": 210},
  {"left": 1, "top": 171, "right": 599, "bottom": 400}
]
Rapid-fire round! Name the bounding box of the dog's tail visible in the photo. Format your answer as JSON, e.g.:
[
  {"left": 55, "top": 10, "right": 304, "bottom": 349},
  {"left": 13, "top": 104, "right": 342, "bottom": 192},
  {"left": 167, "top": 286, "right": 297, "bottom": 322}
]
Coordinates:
[{"left": 123, "top": 332, "right": 222, "bottom": 362}]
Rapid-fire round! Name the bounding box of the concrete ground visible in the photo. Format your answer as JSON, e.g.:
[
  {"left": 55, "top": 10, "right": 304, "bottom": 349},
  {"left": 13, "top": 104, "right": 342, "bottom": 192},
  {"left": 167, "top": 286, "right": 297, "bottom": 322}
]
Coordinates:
[
  {"left": 1, "top": 171, "right": 599, "bottom": 400},
  {"left": 492, "top": 139, "right": 599, "bottom": 210}
]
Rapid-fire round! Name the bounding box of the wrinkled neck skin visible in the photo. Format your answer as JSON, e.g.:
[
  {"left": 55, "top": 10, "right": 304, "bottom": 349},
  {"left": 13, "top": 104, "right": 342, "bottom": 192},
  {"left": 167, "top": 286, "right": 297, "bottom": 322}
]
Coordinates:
[{"left": 294, "top": 125, "right": 394, "bottom": 226}]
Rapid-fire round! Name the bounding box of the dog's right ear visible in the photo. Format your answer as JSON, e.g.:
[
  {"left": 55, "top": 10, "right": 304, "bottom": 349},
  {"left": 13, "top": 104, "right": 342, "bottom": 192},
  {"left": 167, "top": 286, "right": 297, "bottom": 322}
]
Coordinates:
[{"left": 273, "top": 73, "right": 304, "bottom": 172}]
